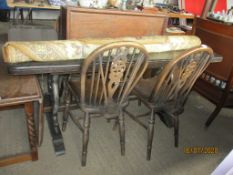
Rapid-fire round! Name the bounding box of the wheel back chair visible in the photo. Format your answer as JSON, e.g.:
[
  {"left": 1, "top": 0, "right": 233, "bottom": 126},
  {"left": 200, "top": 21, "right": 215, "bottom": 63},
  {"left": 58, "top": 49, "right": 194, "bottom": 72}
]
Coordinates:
[
  {"left": 125, "top": 45, "right": 213, "bottom": 160},
  {"left": 62, "top": 41, "right": 149, "bottom": 166}
]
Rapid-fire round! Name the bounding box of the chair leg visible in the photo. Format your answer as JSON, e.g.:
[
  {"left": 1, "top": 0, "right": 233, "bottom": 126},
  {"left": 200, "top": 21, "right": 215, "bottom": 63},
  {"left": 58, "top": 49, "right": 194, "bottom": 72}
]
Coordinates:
[
  {"left": 205, "top": 105, "right": 222, "bottom": 128},
  {"left": 82, "top": 112, "right": 90, "bottom": 166},
  {"left": 62, "top": 88, "right": 70, "bottom": 131},
  {"left": 173, "top": 115, "right": 179, "bottom": 147},
  {"left": 147, "top": 109, "right": 155, "bottom": 160},
  {"left": 119, "top": 109, "right": 125, "bottom": 156}
]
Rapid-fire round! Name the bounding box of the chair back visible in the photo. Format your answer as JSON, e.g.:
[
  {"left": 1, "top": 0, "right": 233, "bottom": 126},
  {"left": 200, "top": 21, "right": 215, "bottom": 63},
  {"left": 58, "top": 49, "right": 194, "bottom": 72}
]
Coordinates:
[
  {"left": 81, "top": 41, "right": 148, "bottom": 108},
  {"left": 149, "top": 45, "right": 213, "bottom": 111}
]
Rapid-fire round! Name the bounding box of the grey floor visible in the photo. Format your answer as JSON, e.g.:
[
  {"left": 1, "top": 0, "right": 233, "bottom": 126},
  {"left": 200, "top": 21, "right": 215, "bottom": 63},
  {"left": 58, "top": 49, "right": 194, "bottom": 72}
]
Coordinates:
[
  {"left": 0, "top": 21, "right": 233, "bottom": 175},
  {"left": 1, "top": 93, "right": 233, "bottom": 175}
]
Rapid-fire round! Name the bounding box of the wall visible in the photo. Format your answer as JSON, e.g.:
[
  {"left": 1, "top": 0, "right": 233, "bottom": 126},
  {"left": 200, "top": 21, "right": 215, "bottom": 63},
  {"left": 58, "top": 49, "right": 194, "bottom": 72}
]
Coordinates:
[{"left": 183, "top": 0, "right": 229, "bottom": 16}]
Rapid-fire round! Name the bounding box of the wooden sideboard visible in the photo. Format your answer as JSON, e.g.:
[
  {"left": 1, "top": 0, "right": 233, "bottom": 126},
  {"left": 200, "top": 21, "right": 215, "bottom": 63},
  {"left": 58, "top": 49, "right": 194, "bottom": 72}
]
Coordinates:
[
  {"left": 59, "top": 7, "right": 168, "bottom": 39},
  {"left": 193, "top": 18, "right": 233, "bottom": 86},
  {"left": 193, "top": 17, "right": 233, "bottom": 126}
]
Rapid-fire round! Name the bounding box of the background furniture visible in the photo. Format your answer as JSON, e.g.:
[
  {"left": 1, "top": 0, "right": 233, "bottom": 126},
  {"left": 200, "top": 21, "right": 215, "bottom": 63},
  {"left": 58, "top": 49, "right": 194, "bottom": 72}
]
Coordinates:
[
  {"left": 0, "top": 64, "right": 43, "bottom": 167},
  {"left": 59, "top": 7, "right": 168, "bottom": 39},
  {"left": 0, "top": 0, "right": 11, "bottom": 22},
  {"left": 7, "top": 0, "right": 60, "bottom": 23},
  {"left": 193, "top": 17, "right": 233, "bottom": 127},
  {"left": 126, "top": 45, "right": 213, "bottom": 160}
]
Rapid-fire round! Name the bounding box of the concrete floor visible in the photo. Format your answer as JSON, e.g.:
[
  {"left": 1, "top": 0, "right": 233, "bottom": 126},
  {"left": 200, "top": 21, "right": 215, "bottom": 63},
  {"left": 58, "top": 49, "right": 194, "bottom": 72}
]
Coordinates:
[
  {"left": 0, "top": 20, "right": 233, "bottom": 175},
  {"left": 0, "top": 93, "right": 233, "bottom": 175}
]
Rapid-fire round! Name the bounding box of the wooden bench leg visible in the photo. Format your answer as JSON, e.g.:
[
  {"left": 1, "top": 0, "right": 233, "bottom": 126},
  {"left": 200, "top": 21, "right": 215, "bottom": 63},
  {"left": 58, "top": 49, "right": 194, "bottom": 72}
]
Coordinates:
[
  {"left": 33, "top": 101, "right": 44, "bottom": 146},
  {"left": 25, "top": 102, "right": 38, "bottom": 161}
]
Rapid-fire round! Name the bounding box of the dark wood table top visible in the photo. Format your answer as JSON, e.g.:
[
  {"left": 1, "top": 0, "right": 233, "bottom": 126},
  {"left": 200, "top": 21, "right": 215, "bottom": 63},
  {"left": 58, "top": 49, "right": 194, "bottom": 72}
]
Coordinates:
[
  {"left": 0, "top": 64, "right": 42, "bottom": 107},
  {"left": 7, "top": 50, "right": 223, "bottom": 75}
]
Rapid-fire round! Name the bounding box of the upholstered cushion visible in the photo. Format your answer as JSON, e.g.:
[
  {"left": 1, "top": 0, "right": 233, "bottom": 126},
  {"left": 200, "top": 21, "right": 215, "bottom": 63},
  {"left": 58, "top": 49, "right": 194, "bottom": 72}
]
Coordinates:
[{"left": 2, "top": 35, "right": 201, "bottom": 63}]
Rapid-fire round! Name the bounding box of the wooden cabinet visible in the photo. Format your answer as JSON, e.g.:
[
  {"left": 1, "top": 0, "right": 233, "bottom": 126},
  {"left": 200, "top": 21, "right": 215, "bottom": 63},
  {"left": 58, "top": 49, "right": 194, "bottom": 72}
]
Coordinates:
[
  {"left": 59, "top": 6, "right": 168, "bottom": 39},
  {"left": 194, "top": 17, "right": 233, "bottom": 85},
  {"left": 193, "top": 17, "right": 233, "bottom": 126}
]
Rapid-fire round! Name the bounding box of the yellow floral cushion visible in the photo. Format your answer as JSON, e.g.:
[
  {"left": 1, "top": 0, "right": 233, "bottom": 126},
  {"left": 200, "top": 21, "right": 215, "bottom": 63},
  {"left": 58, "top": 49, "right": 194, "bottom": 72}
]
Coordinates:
[{"left": 2, "top": 35, "right": 201, "bottom": 63}]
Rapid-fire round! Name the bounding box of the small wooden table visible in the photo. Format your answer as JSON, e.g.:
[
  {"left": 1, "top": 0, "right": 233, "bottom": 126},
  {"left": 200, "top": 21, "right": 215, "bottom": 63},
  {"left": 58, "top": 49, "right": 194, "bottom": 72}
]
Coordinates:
[
  {"left": 0, "top": 64, "right": 43, "bottom": 167},
  {"left": 7, "top": 0, "right": 60, "bottom": 9},
  {"left": 6, "top": 51, "right": 222, "bottom": 156},
  {"left": 7, "top": 0, "right": 60, "bottom": 23}
]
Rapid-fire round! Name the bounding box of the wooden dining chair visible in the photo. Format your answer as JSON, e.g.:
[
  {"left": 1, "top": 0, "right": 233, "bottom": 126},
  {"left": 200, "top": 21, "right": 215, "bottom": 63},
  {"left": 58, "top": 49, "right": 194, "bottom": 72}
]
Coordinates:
[
  {"left": 126, "top": 45, "right": 213, "bottom": 160},
  {"left": 62, "top": 41, "right": 149, "bottom": 166}
]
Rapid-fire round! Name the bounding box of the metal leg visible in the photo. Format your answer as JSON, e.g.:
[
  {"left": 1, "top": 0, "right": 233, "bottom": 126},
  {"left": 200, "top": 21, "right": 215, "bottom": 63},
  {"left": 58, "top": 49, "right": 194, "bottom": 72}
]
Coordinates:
[
  {"left": 119, "top": 109, "right": 125, "bottom": 156},
  {"left": 13, "top": 8, "right": 16, "bottom": 23},
  {"left": 46, "top": 74, "right": 65, "bottom": 156},
  {"left": 147, "top": 109, "right": 155, "bottom": 160},
  {"left": 29, "top": 8, "right": 33, "bottom": 23},
  {"left": 20, "top": 8, "right": 24, "bottom": 22},
  {"left": 82, "top": 112, "right": 90, "bottom": 166}
]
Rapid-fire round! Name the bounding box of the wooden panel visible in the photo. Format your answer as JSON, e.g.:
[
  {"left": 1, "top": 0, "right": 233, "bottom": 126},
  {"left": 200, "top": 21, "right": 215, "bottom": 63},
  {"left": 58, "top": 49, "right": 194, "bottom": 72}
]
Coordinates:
[{"left": 62, "top": 7, "right": 168, "bottom": 39}]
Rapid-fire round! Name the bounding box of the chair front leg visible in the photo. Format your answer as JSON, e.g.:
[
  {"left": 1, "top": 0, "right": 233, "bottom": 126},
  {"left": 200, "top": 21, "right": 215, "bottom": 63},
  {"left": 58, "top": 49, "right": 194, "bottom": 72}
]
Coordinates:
[
  {"left": 173, "top": 114, "right": 179, "bottom": 147},
  {"left": 119, "top": 109, "right": 125, "bottom": 156},
  {"left": 205, "top": 105, "right": 222, "bottom": 128},
  {"left": 82, "top": 112, "right": 90, "bottom": 166},
  {"left": 147, "top": 109, "right": 155, "bottom": 160}
]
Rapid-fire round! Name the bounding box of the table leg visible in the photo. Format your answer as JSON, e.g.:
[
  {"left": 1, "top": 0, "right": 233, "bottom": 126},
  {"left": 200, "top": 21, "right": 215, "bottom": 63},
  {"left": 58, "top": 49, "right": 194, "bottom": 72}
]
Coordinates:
[
  {"left": 46, "top": 75, "right": 65, "bottom": 156},
  {"left": 25, "top": 102, "right": 38, "bottom": 161},
  {"left": 33, "top": 100, "right": 44, "bottom": 146}
]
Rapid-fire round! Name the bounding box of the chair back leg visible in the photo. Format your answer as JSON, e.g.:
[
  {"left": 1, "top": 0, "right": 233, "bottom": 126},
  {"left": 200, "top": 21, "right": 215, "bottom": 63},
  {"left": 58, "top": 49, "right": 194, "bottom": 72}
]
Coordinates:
[
  {"left": 118, "top": 109, "right": 125, "bottom": 156},
  {"left": 147, "top": 109, "right": 156, "bottom": 160},
  {"left": 82, "top": 112, "right": 90, "bottom": 166}
]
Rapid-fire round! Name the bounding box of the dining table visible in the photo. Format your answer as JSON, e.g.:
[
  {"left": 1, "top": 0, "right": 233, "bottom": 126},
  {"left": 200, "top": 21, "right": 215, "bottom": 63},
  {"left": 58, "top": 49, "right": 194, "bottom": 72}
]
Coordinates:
[{"left": 5, "top": 49, "right": 223, "bottom": 156}]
